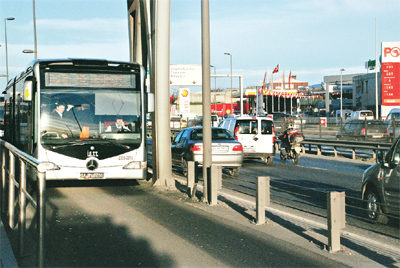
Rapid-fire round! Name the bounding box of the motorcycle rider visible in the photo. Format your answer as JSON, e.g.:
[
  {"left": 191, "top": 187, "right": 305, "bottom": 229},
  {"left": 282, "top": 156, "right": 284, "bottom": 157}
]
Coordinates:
[{"left": 279, "top": 123, "right": 294, "bottom": 156}]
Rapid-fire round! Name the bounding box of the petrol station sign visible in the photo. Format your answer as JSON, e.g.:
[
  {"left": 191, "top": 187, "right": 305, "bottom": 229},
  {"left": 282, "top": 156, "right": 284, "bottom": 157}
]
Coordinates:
[{"left": 381, "top": 42, "right": 400, "bottom": 107}]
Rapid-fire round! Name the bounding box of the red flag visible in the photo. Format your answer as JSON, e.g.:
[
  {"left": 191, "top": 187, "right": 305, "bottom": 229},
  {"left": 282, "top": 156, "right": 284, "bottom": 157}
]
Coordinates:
[{"left": 272, "top": 64, "right": 279, "bottom": 74}]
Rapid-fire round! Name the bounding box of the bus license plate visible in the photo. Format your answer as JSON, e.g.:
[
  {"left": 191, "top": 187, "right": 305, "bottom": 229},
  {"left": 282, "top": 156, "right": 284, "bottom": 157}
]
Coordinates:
[{"left": 80, "top": 173, "right": 104, "bottom": 180}]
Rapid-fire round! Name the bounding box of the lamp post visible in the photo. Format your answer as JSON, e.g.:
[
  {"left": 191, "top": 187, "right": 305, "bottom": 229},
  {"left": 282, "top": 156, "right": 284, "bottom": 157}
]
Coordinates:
[
  {"left": 210, "top": 65, "right": 216, "bottom": 112},
  {"left": 224, "top": 53, "right": 233, "bottom": 114},
  {"left": 340, "top": 68, "right": 345, "bottom": 119},
  {"left": 5, "top": 17, "right": 15, "bottom": 83},
  {"left": 23, "top": 0, "right": 38, "bottom": 58},
  {"left": 32, "top": 0, "right": 38, "bottom": 58}
]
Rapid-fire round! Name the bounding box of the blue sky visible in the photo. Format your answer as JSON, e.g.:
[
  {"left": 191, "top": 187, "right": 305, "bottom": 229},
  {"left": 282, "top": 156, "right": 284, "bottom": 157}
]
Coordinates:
[{"left": 1, "top": 0, "right": 399, "bottom": 91}]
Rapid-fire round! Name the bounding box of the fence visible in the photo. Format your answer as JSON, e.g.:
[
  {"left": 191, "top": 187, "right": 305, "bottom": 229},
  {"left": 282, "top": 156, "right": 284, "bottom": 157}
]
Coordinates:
[{"left": 0, "top": 139, "right": 47, "bottom": 268}]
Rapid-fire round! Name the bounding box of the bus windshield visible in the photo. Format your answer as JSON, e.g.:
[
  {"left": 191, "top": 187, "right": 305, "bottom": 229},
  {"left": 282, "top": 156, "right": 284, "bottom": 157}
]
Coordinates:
[{"left": 40, "top": 88, "right": 142, "bottom": 148}]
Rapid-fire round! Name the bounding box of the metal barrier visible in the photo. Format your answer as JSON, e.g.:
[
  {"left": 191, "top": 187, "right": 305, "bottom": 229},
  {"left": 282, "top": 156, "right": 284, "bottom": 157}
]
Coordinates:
[
  {"left": 0, "top": 139, "right": 47, "bottom": 268},
  {"left": 302, "top": 138, "right": 392, "bottom": 161}
]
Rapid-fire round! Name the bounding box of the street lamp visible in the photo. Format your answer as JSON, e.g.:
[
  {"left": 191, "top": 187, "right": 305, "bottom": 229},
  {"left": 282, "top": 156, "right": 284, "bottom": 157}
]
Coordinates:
[
  {"left": 340, "top": 68, "right": 345, "bottom": 119},
  {"left": 224, "top": 53, "right": 233, "bottom": 114},
  {"left": 4, "top": 17, "right": 15, "bottom": 83},
  {"left": 23, "top": 0, "right": 38, "bottom": 58},
  {"left": 32, "top": 0, "right": 38, "bottom": 59}
]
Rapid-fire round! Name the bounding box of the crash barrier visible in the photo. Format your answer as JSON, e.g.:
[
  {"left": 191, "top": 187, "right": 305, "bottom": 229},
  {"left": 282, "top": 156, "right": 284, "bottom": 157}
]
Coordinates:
[
  {"left": 301, "top": 138, "right": 392, "bottom": 161},
  {"left": 187, "top": 161, "right": 221, "bottom": 205},
  {"left": 0, "top": 139, "right": 46, "bottom": 268}
]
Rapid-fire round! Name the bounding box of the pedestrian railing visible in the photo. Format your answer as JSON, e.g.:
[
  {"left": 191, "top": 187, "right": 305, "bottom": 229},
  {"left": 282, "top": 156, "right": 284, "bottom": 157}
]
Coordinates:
[{"left": 0, "top": 139, "right": 46, "bottom": 268}]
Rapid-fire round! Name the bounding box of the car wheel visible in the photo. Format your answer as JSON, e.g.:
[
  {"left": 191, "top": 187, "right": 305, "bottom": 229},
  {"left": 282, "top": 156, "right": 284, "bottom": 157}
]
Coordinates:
[
  {"left": 229, "top": 168, "right": 240, "bottom": 177},
  {"left": 265, "top": 157, "right": 273, "bottom": 166},
  {"left": 293, "top": 153, "right": 299, "bottom": 165},
  {"left": 364, "top": 188, "right": 388, "bottom": 224},
  {"left": 182, "top": 158, "right": 188, "bottom": 177}
]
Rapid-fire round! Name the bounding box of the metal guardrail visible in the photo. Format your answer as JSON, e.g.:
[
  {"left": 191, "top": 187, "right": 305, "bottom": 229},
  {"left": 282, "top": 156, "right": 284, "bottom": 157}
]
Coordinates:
[
  {"left": 0, "top": 139, "right": 47, "bottom": 268},
  {"left": 301, "top": 138, "right": 392, "bottom": 160}
]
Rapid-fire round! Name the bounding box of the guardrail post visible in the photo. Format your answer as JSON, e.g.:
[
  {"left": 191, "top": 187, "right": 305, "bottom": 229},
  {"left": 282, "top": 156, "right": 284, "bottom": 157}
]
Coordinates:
[
  {"left": 327, "top": 191, "right": 345, "bottom": 252},
  {"left": 300, "top": 118, "right": 303, "bottom": 133},
  {"left": 393, "top": 119, "right": 396, "bottom": 141},
  {"left": 187, "top": 161, "right": 198, "bottom": 199},
  {"left": 256, "top": 176, "right": 270, "bottom": 225},
  {"left": 8, "top": 151, "right": 15, "bottom": 229},
  {"left": 18, "top": 160, "right": 27, "bottom": 257},
  {"left": 37, "top": 166, "right": 46, "bottom": 268},
  {"left": 319, "top": 123, "right": 322, "bottom": 138}
]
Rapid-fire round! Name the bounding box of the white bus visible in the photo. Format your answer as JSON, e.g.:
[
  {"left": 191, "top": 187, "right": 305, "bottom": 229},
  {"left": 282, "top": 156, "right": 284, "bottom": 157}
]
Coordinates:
[{"left": 3, "top": 59, "right": 153, "bottom": 180}]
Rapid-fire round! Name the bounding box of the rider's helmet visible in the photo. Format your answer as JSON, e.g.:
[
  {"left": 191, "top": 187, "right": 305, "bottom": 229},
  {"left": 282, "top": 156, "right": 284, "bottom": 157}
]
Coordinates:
[{"left": 286, "top": 123, "right": 294, "bottom": 130}]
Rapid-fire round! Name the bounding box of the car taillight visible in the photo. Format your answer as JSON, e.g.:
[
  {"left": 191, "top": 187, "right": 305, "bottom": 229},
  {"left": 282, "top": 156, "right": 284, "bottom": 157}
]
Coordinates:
[
  {"left": 272, "top": 126, "right": 275, "bottom": 136},
  {"left": 234, "top": 126, "right": 239, "bottom": 141},
  {"left": 232, "top": 145, "right": 243, "bottom": 151},
  {"left": 387, "top": 128, "right": 389, "bottom": 134},
  {"left": 360, "top": 128, "right": 365, "bottom": 135},
  {"left": 190, "top": 144, "right": 203, "bottom": 151},
  {"left": 272, "top": 136, "right": 275, "bottom": 143}
]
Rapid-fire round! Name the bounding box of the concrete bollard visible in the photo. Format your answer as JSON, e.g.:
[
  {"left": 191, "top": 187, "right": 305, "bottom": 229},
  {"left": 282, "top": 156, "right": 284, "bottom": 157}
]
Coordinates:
[
  {"left": 212, "top": 165, "right": 222, "bottom": 190},
  {"left": 187, "top": 161, "right": 198, "bottom": 199},
  {"left": 256, "top": 176, "right": 270, "bottom": 225},
  {"left": 327, "top": 191, "right": 345, "bottom": 252}
]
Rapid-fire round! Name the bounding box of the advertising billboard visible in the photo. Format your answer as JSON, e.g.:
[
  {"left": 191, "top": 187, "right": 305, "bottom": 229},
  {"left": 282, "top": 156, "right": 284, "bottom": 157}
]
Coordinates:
[{"left": 381, "top": 42, "right": 400, "bottom": 108}]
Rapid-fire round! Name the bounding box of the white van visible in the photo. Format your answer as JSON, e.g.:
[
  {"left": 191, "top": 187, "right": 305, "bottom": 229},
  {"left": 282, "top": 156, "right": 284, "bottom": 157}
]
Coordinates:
[
  {"left": 219, "top": 116, "right": 275, "bottom": 165},
  {"left": 349, "top": 110, "right": 374, "bottom": 121}
]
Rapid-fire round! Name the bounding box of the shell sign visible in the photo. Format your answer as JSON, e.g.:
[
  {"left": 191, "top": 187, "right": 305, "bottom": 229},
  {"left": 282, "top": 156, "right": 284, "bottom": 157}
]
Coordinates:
[
  {"left": 179, "top": 88, "right": 190, "bottom": 113},
  {"left": 181, "top": 89, "right": 189, "bottom": 97}
]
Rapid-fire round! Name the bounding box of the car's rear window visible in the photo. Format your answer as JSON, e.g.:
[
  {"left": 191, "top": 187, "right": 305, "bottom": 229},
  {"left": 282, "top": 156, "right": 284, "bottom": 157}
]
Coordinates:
[
  {"left": 190, "top": 128, "right": 235, "bottom": 140},
  {"left": 236, "top": 120, "right": 258, "bottom": 134},
  {"left": 360, "top": 111, "right": 373, "bottom": 117},
  {"left": 366, "top": 121, "right": 387, "bottom": 129}
]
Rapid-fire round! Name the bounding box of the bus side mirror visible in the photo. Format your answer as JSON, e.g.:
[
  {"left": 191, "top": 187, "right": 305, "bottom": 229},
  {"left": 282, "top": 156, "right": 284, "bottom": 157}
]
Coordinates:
[{"left": 148, "top": 93, "right": 155, "bottom": 113}]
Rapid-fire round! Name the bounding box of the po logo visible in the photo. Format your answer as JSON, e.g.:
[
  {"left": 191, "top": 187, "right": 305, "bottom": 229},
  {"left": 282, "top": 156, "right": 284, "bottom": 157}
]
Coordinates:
[{"left": 384, "top": 46, "right": 400, "bottom": 58}]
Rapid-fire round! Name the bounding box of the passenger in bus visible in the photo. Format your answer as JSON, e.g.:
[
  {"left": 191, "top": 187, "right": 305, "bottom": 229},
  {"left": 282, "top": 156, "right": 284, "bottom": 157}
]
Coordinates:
[{"left": 106, "top": 118, "right": 131, "bottom": 132}]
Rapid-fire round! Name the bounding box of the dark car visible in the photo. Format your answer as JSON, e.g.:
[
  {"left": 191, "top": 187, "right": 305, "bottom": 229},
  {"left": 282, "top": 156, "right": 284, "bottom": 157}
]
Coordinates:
[
  {"left": 267, "top": 112, "right": 294, "bottom": 135},
  {"left": 171, "top": 127, "right": 244, "bottom": 176},
  {"left": 361, "top": 136, "right": 400, "bottom": 223},
  {"left": 335, "top": 119, "right": 390, "bottom": 142}
]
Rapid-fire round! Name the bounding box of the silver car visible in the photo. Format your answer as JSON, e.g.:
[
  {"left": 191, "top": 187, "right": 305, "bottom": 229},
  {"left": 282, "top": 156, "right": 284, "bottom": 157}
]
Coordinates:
[{"left": 171, "top": 127, "right": 244, "bottom": 176}]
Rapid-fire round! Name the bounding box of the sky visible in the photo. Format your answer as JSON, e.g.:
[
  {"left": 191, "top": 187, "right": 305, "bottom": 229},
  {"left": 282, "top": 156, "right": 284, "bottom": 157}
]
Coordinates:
[{"left": 0, "top": 0, "right": 399, "bottom": 92}]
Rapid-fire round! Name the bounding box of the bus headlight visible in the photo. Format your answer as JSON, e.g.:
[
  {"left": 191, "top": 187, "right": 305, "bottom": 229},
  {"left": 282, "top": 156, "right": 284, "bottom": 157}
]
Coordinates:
[
  {"left": 123, "top": 161, "right": 147, "bottom": 169},
  {"left": 40, "top": 162, "right": 61, "bottom": 170}
]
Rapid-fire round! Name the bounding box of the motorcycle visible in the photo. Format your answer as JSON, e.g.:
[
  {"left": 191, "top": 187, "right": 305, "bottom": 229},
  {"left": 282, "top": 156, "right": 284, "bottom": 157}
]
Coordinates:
[{"left": 280, "top": 129, "right": 304, "bottom": 165}]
